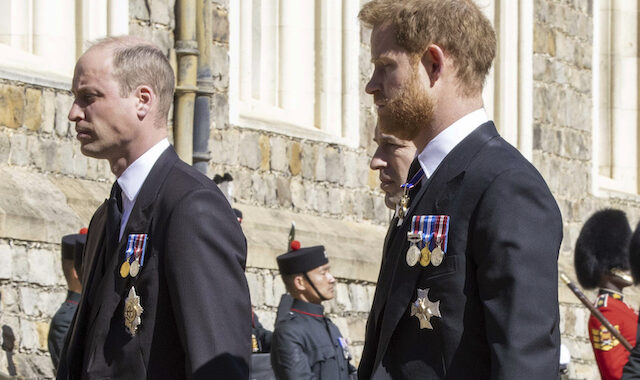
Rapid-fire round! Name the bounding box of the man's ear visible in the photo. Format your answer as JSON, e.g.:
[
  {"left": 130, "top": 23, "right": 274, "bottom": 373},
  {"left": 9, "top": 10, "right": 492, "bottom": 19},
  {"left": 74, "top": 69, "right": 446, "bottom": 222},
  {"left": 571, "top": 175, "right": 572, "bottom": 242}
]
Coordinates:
[
  {"left": 293, "top": 274, "right": 306, "bottom": 292},
  {"left": 420, "top": 44, "right": 446, "bottom": 88},
  {"left": 136, "top": 85, "right": 153, "bottom": 120}
]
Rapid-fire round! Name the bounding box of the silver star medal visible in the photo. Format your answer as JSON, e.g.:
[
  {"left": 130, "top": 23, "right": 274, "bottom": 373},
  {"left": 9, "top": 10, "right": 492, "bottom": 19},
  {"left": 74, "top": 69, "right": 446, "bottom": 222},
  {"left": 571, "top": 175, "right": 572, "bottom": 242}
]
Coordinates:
[
  {"left": 124, "top": 286, "right": 144, "bottom": 336},
  {"left": 411, "top": 288, "right": 441, "bottom": 329}
]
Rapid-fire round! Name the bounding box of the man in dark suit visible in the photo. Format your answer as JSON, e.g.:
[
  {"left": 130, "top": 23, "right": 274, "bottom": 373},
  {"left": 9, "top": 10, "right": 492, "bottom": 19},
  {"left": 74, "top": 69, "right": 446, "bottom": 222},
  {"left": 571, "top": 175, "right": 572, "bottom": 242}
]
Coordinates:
[
  {"left": 57, "top": 36, "right": 251, "bottom": 379},
  {"left": 358, "top": 1, "right": 563, "bottom": 379}
]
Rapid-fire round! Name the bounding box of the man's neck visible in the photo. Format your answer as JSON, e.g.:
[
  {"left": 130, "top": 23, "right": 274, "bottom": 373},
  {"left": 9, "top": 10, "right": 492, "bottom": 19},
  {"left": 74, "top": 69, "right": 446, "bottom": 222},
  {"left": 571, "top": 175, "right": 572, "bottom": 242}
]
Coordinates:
[{"left": 109, "top": 132, "right": 167, "bottom": 177}]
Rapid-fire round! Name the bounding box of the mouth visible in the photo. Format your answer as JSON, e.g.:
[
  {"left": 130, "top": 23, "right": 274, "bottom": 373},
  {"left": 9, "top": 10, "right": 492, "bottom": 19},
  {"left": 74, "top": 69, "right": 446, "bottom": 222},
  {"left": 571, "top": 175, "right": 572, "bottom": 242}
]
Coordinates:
[{"left": 75, "top": 127, "right": 93, "bottom": 141}]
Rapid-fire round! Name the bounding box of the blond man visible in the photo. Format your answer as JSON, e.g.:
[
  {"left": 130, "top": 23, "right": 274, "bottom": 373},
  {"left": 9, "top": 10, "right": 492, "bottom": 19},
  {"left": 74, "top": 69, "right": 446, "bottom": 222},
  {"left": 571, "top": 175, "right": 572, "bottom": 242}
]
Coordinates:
[
  {"left": 58, "top": 37, "right": 251, "bottom": 379},
  {"left": 358, "top": 1, "right": 562, "bottom": 378}
]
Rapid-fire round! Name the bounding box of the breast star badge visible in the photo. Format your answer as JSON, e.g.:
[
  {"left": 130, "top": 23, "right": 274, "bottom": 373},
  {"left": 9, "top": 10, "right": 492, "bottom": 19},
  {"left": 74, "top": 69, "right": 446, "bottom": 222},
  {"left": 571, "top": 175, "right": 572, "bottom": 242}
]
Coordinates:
[
  {"left": 411, "top": 288, "right": 441, "bottom": 329},
  {"left": 124, "top": 286, "right": 144, "bottom": 336}
]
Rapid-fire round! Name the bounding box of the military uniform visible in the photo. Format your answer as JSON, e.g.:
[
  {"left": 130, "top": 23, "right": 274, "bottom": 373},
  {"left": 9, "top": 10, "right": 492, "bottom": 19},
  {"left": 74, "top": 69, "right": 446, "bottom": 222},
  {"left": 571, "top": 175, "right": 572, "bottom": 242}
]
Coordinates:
[
  {"left": 271, "top": 298, "right": 356, "bottom": 380},
  {"left": 590, "top": 290, "right": 638, "bottom": 379}
]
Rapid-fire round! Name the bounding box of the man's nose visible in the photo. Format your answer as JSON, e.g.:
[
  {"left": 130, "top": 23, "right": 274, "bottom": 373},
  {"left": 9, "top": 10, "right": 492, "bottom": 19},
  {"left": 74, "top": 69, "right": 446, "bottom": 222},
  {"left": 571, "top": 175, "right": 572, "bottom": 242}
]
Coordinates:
[{"left": 68, "top": 101, "right": 84, "bottom": 122}]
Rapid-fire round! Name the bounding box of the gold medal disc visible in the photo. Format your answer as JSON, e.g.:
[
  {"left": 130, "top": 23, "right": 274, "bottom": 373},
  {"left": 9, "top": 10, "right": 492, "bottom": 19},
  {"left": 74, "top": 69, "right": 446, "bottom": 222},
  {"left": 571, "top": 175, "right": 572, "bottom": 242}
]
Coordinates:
[
  {"left": 420, "top": 250, "right": 431, "bottom": 267},
  {"left": 120, "top": 260, "right": 131, "bottom": 278},
  {"left": 431, "top": 246, "right": 444, "bottom": 266},
  {"left": 129, "top": 259, "right": 141, "bottom": 277}
]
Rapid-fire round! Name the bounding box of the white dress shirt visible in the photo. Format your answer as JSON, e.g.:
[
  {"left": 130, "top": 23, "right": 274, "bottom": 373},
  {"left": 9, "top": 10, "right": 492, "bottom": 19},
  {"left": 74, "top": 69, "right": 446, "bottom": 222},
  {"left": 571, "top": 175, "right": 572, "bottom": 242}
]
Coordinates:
[
  {"left": 116, "top": 138, "right": 170, "bottom": 240},
  {"left": 418, "top": 108, "right": 489, "bottom": 179}
]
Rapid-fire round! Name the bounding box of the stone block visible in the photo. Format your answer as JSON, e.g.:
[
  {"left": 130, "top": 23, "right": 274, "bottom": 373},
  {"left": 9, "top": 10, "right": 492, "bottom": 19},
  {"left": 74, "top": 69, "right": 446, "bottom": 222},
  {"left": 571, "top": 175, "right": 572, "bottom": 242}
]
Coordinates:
[
  {"left": 276, "top": 177, "right": 292, "bottom": 208},
  {"left": 273, "top": 275, "right": 286, "bottom": 306},
  {"left": 239, "top": 133, "right": 260, "bottom": 169},
  {"left": 129, "top": 0, "right": 150, "bottom": 20},
  {"left": 251, "top": 173, "right": 267, "bottom": 205},
  {"left": 533, "top": 25, "right": 555, "bottom": 56},
  {"left": 328, "top": 187, "right": 343, "bottom": 216},
  {"left": 259, "top": 135, "right": 270, "bottom": 171},
  {"left": 315, "top": 187, "right": 329, "bottom": 214},
  {"left": 233, "top": 169, "right": 252, "bottom": 201},
  {"left": 0, "top": 285, "right": 18, "bottom": 314},
  {"left": 343, "top": 151, "right": 358, "bottom": 188},
  {"left": 0, "top": 132, "right": 9, "bottom": 164},
  {"left": 290, "top": 178, "right": 305, "bottom": 210},
  {"left": 27, "top": 248, "right": 58, "bottom": 287},
  {"left": 8, "top": 133, "right": 28, "bottom": 166},
  {"left": 325, "top": 147, "right": 342, "bottom": 184},
  {"left": 0, "top": 84, "right": 24, "bottom": 129},
  {"left": 335, "top": 283, "right": 351, "bottom": 311},
  {"left": 211, "top": 44, "right": 229, "bottom": 91},
  {"left": 211, "top": 128, "right": 238, "bottom": 164},
  {"left": 246, "top": 271, "right": 263, "bottom": 305},
  {"left": 36, "top": 321, "right": 49, "bottom": 350},
  {"left": 346, "top": 315, "right": 367, "bottom": 343},
  {"left": 301, "top": 144, "right": 316, "bottom": 180},
  {"left": 41, "top": 90, "right": 56, "bottom": 134},
  {"left": 211, "top": 92, "right": 229, "bottom": 129},
  {"left": 33, "top": 138, "right": 57, "bottom": 172},
  {"left": 0, "top": 244, "right": 11, "bottom": 280},
  {"left": 315, "top": 147, "right": 327, "bottom": 181},
  {"left": 54, "top": 93, "right": 73, "bottom": 137},
  {"left": 24, "top": 88, "right": 42, "bottom": 132},
  {"left": 19, "top": 320, "right": 39, "bottom": 351},
  {"left": 55, "top": 141, "right": 76, "bottom": 176},
  {"left": 270, "top": 137, "right": 288, "bottom": 172},
  {"left": 289, "top": 142, "right": 302, "bottom": 176},
  {"left": 150, "top": 0, "right": 174, "bottom": 26},
  {"left": 151, "top": 28, "right": 174, "bottom": 55},
  {"left": 10, "top": 245, "right": 28, "bottom": 282},
  {"left": 262, "top": 273, "right": 276, "bottom": 307},
  {"left": 211, "top": 6, "right": 230, "bottom": 43},
  {"left": 349, "top": 283, "right": 371, "bottom": 312}
]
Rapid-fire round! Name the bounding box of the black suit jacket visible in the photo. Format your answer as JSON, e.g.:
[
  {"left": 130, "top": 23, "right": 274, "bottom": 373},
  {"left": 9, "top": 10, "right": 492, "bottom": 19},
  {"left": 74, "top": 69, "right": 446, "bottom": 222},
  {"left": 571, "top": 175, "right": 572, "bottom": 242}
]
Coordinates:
[
  {"left": 57, "top": 147, "right": 251, "bottom": 379},
  {"left": 358, "top": 122, "right": 562, "bottom": 379}
]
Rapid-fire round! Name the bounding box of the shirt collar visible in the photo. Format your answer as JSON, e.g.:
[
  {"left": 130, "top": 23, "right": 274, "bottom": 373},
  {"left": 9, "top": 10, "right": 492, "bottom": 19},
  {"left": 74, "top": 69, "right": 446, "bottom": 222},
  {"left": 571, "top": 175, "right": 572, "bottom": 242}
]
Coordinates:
[
  {"left": 290, "top": 298, "right": 325, "bottom": 317},
  {"left": 117, "top": 138, "right": 170, "bottom": 202},
  {"left": 599, "top": 288, "right": 624, "bottom": 301},
  {"left": 418, "top": 108, "right": 489, "bottom": 178}
]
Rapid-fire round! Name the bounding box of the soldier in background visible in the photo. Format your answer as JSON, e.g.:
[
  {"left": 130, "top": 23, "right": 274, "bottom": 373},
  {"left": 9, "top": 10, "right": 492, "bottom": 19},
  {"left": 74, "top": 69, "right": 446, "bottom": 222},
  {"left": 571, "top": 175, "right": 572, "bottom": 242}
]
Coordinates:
[
  {"left": 48, "top": 229, "right": 87, "bottom": 369},
  {"left": 271, "top": 244, "right": 356, "bottom": 380},
  {"left": 622, "top": 221, "right": 640, "bottom": 379},
  {"left": 575, "top": 209, "right": 637, "bottom": 380}
]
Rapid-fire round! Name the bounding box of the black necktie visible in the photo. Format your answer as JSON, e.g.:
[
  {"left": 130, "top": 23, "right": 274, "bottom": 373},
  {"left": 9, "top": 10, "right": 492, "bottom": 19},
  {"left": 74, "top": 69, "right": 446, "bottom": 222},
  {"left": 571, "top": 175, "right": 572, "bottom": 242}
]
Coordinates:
[
  {"left": 104, "top": 181, "right": 123, "bottom": 270},
  {"left": 406, "top": 158, "right": 423, "bottom": 199}
]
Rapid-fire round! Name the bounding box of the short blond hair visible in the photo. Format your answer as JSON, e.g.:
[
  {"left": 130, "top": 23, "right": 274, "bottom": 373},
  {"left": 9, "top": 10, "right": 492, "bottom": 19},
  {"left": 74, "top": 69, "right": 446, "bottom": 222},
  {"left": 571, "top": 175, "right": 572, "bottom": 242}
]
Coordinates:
[
  {"left": 90, "top": 36, "right": 175, "bottom": 123},
  {"left": 359, "top": 0, "right": 496, "bottom": 96}
]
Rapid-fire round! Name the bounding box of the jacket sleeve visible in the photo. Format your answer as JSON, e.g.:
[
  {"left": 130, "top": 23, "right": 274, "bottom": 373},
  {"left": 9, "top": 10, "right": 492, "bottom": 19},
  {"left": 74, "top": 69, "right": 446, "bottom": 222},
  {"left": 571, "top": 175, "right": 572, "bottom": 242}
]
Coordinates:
[
  {"left": 472, "top": 168, "right": 562, "bottom": 380},
  {"left": 271, "top": 324, "right": 316, "bottom": 380},
  {"left": 164, "top": 187, "right": 251, "bottom": 380},
  {"left": 623, "top": 317, "right": 640, "bottom": 380}
]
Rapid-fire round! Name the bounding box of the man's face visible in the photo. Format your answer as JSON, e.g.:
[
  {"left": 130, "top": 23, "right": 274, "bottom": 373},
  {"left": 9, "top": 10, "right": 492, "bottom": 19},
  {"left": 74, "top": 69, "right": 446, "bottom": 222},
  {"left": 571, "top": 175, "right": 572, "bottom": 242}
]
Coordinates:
[
  {"left": 303, "top": 263, "right": 336, "bottom": 303},
  {"left": 68, "top": 47, "right": 140, "bottom": 163},
  {"left": 370, "top": 125, "right": 416, "bottom": 209},
  {"left": 366, "top": 24, "right": 435, "bottom": 141}
]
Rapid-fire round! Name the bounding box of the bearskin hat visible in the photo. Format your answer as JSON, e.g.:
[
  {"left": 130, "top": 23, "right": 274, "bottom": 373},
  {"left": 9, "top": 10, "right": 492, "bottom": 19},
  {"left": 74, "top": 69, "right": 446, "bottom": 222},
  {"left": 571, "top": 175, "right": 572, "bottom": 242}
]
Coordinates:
[
  {"left": 629, "top": 221, "right": 640, "bottom": 284},
  {"left": 574, "top": 209, "right": 631, "bottom": 289}
]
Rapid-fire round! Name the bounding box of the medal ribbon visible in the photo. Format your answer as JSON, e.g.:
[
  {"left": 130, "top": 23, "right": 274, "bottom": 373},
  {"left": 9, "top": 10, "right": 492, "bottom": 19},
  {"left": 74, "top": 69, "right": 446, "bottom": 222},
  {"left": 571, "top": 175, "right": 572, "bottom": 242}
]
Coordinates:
[
  {"left": 400, "top": 168, "right": 425, "bottom": 191},
  {"left": 410, "top": 216, "right": 431, "bottom": 250},
  {"left": 124, "top": 234, "right": 136, "bottom": 263},
  {"left": 130, "top": 234, "right": 148, "bottom": 266},
  {"left": 429, "top": 216, "right": 450, "bottom": 253}
]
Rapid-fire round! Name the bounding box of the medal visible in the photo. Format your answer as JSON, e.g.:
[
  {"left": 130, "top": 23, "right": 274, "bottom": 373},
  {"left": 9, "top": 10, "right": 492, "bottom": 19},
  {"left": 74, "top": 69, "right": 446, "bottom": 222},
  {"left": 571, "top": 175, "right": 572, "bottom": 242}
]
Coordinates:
[
  {"left": 420, "top": 246, "right": 431, "bottom": 267},
  {"left": 124, "top": 286, "right": 144, "bottom": 336},
  {"left": 120, "top": 260, "right": 130, "bottom": 278},
  {"left": 129, "top": 258, "right": 141, "bottom": 277},
  {"left": 411, "top": 288, "right": 441, "bottom": 329},
  {"left": 406, "top": 244, "right": 421, "bottom": 266},
  {"left": 430, "top": 245, "right": 444, "bottom": 266},
  {"left": 406, "top": 231, "right": 421, "bottom": 267},
  {"left": 398, "top": 168, "right": 425, "bottom": 227}
]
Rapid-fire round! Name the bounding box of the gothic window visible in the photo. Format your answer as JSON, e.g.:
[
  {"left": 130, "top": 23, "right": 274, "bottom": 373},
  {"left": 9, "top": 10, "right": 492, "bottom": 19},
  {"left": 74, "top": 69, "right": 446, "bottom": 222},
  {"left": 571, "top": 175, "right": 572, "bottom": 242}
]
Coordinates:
[
  {"left": 229, "top": 0, "right": 360, "bottom": 146},
  {"left": 594, "top": 0, "right": 639, "bottom": 194},
  {"left": 0, "top": 0, "right": 128, "bottom": 83}
]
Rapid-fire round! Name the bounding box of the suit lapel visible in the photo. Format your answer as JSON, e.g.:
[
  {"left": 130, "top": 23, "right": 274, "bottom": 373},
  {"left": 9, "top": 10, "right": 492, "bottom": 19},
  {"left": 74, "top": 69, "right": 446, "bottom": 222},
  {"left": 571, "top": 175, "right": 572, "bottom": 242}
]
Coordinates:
[{"left": 372, "top": 122, "right": 499, "bottom": 370}]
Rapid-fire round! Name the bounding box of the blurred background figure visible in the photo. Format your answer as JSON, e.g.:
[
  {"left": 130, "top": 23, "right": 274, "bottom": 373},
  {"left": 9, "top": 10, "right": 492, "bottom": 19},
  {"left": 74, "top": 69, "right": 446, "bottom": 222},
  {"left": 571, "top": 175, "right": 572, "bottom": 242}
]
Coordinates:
[
  {"left": 48, "top": 228, "right": 87, "bottom": 370},
  {"left": 369, "top": 121, "right": 417, "bottom": 212},
  {"left": 574, "top": 209, "right": 637, "bottom": 380}
]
